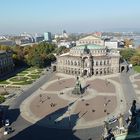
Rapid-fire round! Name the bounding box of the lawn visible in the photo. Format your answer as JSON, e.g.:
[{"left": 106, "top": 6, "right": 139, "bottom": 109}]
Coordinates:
[
  {"left": 26, "top": 67, "right": 42, "bottom": 71},
  {"left": 0, "top": 80, "right": 9, "bottom": 84},
  {"left": 31, "top": 71, "right": 41, "bottom": 74},
  {"left": 13, "top": 80, "right": 33, "bottom": 85},
  {"left": 9, "top": 76, "right": 29, "bottom": 82},
  {"left": 17, "top": 71, "right": 28, "bottom": 75},
  {"left": 133, "top": 66, "right": 140, "bottom": 73},
  {"left": 29, "top": 74, "right": 40, "bottom": 79},
  {"left": 0, "top": 67, "right": 43, "bottom": 86}
]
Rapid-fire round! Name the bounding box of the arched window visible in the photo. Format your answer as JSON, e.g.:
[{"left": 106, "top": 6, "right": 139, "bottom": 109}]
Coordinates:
[
  {"left": 74, "top": 61, "right": 77, "bottom": 66},
  {"left": 78, "top": 61, "right": 80, "bottom": 66},
  {"left": 96, "top": 61, "right": 98, "bottom": 66},
  {"left": 68, "top": 60, "right": 70, "bottom": 65},
  {"left": 100, "top": 61, "right": 102, "bottom": 66},
  {"left": 71, "top": 61, "right": 73, "bottom": 65},
  {"left": 107, "top": 60, "right": 109, "bottom": 65}
]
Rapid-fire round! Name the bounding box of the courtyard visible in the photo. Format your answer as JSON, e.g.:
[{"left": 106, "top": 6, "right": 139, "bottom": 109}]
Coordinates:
[{"left": 20, "top": 73, "right": 126, "bottom": 129}]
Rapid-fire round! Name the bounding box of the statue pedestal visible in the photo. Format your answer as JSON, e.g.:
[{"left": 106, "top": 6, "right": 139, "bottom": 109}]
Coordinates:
[{"left": 72, "top": 76, "right": 82, "bottom": 95}]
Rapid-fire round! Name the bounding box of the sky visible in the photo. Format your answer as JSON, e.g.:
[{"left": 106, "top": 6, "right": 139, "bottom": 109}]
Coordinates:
[{"left": 0, "top": 0, "right": 140, "bottom": 34}]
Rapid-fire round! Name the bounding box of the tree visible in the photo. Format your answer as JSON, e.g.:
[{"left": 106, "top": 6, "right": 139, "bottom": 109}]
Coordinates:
[
  {"left": 0, "top": 42, "right": 57, "bottom": 68},
  {"left": 124, "top": 39, "right": 134, "bottom": 48},
  {"left": 32, "top": 53, "right": 43, "bottom": 68},
  {"left": 0, "top": 95, "right": 5, "bottom": 103},
  {"left": 130, "top": 55, "right": 140, "bottom": 66},
  {"left": 0, "top": 45, "right": 11, "bottom": 51},
  {"left": 55, "top": 46, "right": 70, "bottom": 55},
  {"left": 12, "top": 46, "right": 26, "bottom": 66},
  {"left": 120, "top": 48, "right": 136, "bottom": 61}
]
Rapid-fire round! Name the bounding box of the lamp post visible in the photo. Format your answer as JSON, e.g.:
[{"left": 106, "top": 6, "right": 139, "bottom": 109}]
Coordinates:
[{"left": 68, "top": 104, "right": 71, "bottom": 128}]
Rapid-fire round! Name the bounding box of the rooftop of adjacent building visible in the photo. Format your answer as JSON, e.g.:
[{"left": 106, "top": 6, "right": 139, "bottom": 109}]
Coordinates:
[{"left": 78, "top": 35, "right": 103, "bottom": 41}]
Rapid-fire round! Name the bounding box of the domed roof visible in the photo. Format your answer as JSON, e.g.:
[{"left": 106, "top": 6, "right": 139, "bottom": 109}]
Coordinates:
[{"left": 72, "top": 44, "right": 106, "bottom": 50}]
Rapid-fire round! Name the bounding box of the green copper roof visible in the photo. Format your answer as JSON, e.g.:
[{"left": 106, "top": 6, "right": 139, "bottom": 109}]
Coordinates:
[{"left": 74, "top": 44, "right": 106, "bottom": 50}]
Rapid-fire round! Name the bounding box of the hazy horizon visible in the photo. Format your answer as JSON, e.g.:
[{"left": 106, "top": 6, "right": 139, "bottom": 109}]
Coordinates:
[{"left": 0, "top": 0, "right": 140, "bottom": 35}]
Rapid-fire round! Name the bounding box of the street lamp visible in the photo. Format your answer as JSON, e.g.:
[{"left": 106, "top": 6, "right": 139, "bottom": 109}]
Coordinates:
[{"left": 68, "top": 104, "right": 71, "bottom": 128}]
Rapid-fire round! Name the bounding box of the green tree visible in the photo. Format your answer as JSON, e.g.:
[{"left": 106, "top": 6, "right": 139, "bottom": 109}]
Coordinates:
[
  {"left": 0, "top": 95, "right": 5, "bottom": 103},
  {"left": 120, "top": 48, "right": 136, "bottom": 61},
  {"left": 32, "top": 53, "right": 43, "bottom": 68},
  {"left": 12, "top": 46, "right": 26, "bottom": 66},
  {"left": 55, "top": 46, "right": 70, "bottom": 55}
]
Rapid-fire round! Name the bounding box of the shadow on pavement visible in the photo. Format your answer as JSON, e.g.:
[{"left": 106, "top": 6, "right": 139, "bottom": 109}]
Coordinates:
[
  {"left": 7, "top": 101, "right": 81, "bottom": 140},
  {"left": 124, "top": 100, "right": 140, "bottom": 140}
]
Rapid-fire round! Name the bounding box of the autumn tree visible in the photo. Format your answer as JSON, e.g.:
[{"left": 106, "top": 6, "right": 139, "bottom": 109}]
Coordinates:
[{"left": 130, "top": 55, "right": 140, "bottom": 65}]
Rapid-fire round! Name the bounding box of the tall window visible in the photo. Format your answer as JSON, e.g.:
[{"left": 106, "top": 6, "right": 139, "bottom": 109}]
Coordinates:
[
  {"left": 96, "top": 61, "right": 98, "bottom": 66},
  {"left": 71, "top": 61, "right": 73, "bottom": 65}
]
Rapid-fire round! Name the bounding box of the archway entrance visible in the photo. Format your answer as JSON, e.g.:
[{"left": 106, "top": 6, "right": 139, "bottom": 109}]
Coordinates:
[
  {"left": 83, "top": 69, "right": 88, "bottom": 76},
  {"left": 121, "top": 66, "right": 125, "bottom": 72},
  {"left": 52, "top": 66, "right": 56, "bottom": 72}
]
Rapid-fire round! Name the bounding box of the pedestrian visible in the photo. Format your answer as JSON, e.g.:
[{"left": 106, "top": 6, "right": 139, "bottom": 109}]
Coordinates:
[{"left": 39, "top": 94, "right": 42, "bottom": 102}]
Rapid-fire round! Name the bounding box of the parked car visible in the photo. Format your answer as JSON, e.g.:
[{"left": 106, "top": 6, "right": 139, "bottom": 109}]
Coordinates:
[
  {"left": 3, "top": 127, "right": 9, "bottom": 135},
  {"left": 3, "top": 126, "right": 13, "bottom": 135},
  {"left": 5, "top": 119, "right": 10, "bottom": 126}
]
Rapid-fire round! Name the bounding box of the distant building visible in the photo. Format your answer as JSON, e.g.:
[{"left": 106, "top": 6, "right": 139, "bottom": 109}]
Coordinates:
[
  {"left": 54, "top": 30, "right": 68, "bottom": 40},
  {"left": 0, "top": 51, "right": 14, "bottom": 78},
  {"left": 0, "top": 40, "right": 16, "bottom": 46},
  {"left": 57, "top": 40, "right": 76, "bottom": 48},
  {"left": 14, "top": 34, "right": 34, "bottom": 45},
  {"left": 44, "top": 32, "right": 52, "bottom": 42},
  {"left": 58, "top": 41, "right": 71, "bottom": 48},
  {"left": 105, "top": 41, "right": 119, "bottom": 49},
  {"left": 62, "top": 30, "right": 68, "bottom": 38},
  {"left": 35, "top": 36, "right": 44, "bottom": 43},
  {"left": 15, "top": 38, "right": 32, "bottom": 45},
  {"left": 105, "top": 40, "right": 125, "bottom": 49},
  {"left": 76, "top": 35, "right": 104, "bottom": 46}
]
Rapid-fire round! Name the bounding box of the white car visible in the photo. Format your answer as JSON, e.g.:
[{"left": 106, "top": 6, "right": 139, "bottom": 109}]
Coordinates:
[
  {"left": 5, "top": 119, "right": 10, "bottom": 126},
  {"left": 3, "top": 127, "right": 9, "bottom": 135}
]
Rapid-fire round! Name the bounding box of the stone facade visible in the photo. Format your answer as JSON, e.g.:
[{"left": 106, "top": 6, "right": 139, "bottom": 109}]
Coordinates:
[
  {"left": 54, "top": 44, "right": 121, "bottom": 77},
  {"left": 0, "top": 51, "right": 14, "bottom": 77}
]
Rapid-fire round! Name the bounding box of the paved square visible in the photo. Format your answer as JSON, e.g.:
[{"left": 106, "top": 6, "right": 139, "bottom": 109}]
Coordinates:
[{"left": 20, "top": 73, "right": 125, "bottom": 129}]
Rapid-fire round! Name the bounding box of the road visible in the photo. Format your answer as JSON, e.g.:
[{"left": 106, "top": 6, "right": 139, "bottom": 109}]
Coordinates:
[{"left": 120, "top": 70, "right": 139, "bottom": 110}]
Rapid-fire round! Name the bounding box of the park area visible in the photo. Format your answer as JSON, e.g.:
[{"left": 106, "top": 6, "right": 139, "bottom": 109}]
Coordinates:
[{"left": 0, "top": 67, "right": 43, "bottom": 87}]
